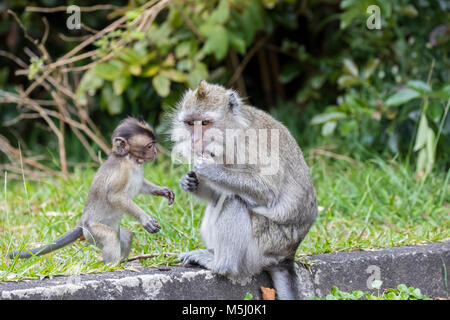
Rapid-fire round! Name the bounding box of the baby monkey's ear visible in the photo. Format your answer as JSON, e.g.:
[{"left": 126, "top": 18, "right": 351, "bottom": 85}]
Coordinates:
[{"left": 112, "top": 137, "right": 129, "bottom": 156}]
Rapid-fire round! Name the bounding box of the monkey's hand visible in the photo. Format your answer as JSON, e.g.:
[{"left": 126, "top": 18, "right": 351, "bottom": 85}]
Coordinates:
[
  {"left": 141, "top": 216, "right": 161, "bottom": 233},
  {"left": 180, "top": 171, "right": 199, "bottom": 192},
  {"left": 194, "top": 154, "right": 217, "bottom": 178},
  {"left": 152, "top": 187, "right": 175, "bottom": 205}
]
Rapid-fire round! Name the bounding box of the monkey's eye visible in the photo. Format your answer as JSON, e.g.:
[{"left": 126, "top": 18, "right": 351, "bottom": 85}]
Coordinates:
[
  {"left": 146, "top": 142, "right": 155, "bottom": 149},
  {"left": 186, "top": 121, "right": 194, "bottom": 126},
  {"left": 202, "top": 120, "right": 211, "bottom": 126}
]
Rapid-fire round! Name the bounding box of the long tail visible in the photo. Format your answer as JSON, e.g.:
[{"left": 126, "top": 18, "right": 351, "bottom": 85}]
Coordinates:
[
  {"left": 268, "top": 259, "right": 298, "bottom": 300},
  {"left": 7, "top": 226, "right": 83, "bottom": 259}
]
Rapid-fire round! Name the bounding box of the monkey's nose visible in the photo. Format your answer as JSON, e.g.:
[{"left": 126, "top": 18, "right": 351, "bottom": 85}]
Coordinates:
[{"left": 193, "top": 139, "right": 203, "bottom": 152}]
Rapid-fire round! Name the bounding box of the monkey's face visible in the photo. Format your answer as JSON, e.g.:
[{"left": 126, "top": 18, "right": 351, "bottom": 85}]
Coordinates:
[
  {"left": 112, "top": 117, "right": 157, "bottom": 162},
  {"left": 184, "top": 118, "right": 214, "bottom": 153},
  {"left": 128, "top": 134, "right": 157, "bottom": 162},
  {"left": 171, "top": 81, "right": 248, "bottom": 163}
]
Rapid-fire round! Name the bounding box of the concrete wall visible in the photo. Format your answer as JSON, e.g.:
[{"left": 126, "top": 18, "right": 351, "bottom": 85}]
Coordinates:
[{"left": 1, "top": 241, "right": 448, "bottom": 300}]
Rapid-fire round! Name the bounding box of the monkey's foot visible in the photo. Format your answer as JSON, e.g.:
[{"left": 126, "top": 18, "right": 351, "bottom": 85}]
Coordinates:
[
  {"left": 178, "top": 249, "right": 213, "bottom": 269},
  {"left": 209, "top": 263, "right": 241, "bottom": 278},
  {"left": 178, "top": 250, "right": 241, "bottom": 278},
  {"left": 102, "top": 254, "right": 123, "bottom": 265}
]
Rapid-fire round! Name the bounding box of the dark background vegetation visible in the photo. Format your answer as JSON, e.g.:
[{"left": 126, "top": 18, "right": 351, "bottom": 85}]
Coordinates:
[{"left": 0, "top": 0, "right": 449, "bottom": 175}]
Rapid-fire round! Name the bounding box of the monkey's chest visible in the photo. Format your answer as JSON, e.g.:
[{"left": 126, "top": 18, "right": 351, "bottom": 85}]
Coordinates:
[{"left": 127, "top": 167, "right": 144, "bottom": 198}]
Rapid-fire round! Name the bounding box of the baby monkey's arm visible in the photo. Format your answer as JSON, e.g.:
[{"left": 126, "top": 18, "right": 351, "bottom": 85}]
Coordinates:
[{"left": 140, "top": 179, "right": 175, "bottom": 205}]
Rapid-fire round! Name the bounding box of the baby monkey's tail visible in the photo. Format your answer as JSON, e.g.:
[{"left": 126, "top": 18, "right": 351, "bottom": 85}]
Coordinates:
[{"left": 7, "top": 226, "right": 83, "bottom": 259}]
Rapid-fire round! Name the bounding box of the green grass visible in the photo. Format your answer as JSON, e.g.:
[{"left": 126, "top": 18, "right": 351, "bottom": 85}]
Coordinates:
[
  {"left": 304, "top": 157, "right": 449, "bottom": 255},
  {"left": 310, "top": 284, "right": 432, "bottom": 300},
  {"left": 0, "top": 155, "right": 449, "bottom": 281}
]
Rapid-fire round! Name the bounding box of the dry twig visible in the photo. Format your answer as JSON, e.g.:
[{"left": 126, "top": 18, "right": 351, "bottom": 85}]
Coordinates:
[
  {"left": 127, "top": 252, "right": 178, "bottom": 262},
  {"left": 26, "top": 5, "right": 120, "bottom": 13},
  {"left": 308, "top": 148, "right": 359, "bottom": 166},
  {"left": 1, "top": 1, "right": 170, "bottom": 178},
  {"left": 227, "top": 37, "right": 268, "bottom": 87}
]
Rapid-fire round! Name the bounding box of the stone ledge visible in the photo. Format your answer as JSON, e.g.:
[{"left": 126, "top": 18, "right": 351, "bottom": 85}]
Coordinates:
[{"left": 1, "top": 241, "right": 448, "bottom": 300}]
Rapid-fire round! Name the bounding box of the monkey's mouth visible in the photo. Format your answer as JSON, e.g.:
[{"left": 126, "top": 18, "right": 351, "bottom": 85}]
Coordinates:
[
  {"left": 127, "top": 154, "right": 146, "bottom": 164},
  {"left": 128, "top": 153, "right": 155, "bottom": 164},
  {"left": 143, "top": 155, "right": 156, "bottom": 162}
]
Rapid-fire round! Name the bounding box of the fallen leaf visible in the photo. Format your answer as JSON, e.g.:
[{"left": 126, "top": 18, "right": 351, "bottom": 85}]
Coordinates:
[
  {"left": 24, "top": 205, "right": 40, "bottom": 214},
  {"left": 261, "top": 286, "right": 276, "bottom": 300}
]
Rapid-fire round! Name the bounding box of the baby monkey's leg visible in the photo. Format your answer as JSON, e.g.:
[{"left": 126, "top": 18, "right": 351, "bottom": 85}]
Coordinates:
[
  {"left": 119, "top": 227, "right": 133, "bottom": 260},
  {"left": 84, "top": 223, "right": 122, "bottom": 264}
]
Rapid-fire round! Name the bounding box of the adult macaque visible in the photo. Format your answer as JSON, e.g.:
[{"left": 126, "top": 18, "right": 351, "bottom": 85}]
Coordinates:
[
  {"left": 8, "top": 117, "right": 174, "bottom": 264},
  {"left": 171, "top": 81, "right": 318, "bottom": 300}
]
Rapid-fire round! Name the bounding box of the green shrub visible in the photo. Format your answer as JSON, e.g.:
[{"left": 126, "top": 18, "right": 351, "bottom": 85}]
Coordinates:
[
  {"left": 1, "top": 0, "right": 449, "bottom": 170},
  {"left": 310, "top": 283, "right": 432, "bottom": 300}
]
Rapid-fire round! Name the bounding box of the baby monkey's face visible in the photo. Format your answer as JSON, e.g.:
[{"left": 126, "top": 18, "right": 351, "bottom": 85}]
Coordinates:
[{"left": 128, "top": 134, "right": 157, "bottom": 162}]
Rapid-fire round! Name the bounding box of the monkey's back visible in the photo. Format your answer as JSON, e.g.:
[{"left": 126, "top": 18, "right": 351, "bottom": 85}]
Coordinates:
[
  {"left": 241, "top": 104, "right": 318, "bottom": 257},
  {"left": 241, "top": 105, "right": 307, "bottom": 164},
  {"left": 80, "top": 156, "right": 123, "bottom": 228}
]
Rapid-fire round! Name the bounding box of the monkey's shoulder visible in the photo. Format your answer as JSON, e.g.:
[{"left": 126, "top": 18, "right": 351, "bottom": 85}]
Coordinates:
[
  {"left": 97, "top": 155, "right": 122, "bottom": 172},
  {"left": 99, "top": 155, "right": 143, "bottom": 175},
  {"left": 242, "top": 105, "right": 296, "bottom": 137},
  {"left": 242, "top": 105, "right": 305, "bottom": 161},
  {"left": 88, "top": 156, "right": 141, "bottom": 193},
  {"left": 84, "top": 159, "right": 117, "bottom": 203}
]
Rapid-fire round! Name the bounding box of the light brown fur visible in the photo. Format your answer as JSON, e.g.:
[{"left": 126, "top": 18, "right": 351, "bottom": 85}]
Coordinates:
[{"left": 9, "top": 118, "right": 174, "bottom": 264}]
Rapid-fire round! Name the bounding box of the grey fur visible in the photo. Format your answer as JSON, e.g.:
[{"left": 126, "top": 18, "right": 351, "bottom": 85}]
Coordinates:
[{"left": 172, "top": 82, "right": 318, "bottom": 299}]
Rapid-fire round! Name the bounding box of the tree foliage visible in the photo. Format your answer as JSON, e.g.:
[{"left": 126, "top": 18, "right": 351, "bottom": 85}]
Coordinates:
[{"left": 0, "top": 0, "right": 449, "bottom": 174}]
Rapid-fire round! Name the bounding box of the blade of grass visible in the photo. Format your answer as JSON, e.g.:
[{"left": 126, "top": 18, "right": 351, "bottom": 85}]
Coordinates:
[{"left": 18, "top": 142, "right": 31, "bottom": 213}]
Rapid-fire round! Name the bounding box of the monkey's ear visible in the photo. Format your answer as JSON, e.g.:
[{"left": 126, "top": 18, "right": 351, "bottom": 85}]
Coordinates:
[
  {"left": 228, "top": 91, "right": 241, "bottom": 114},
  {"left": 112, "top": 137, "right": 129, "bottom": 156},
  {"left": 195, "top": 80, "right": 207, "bottom": 100}
]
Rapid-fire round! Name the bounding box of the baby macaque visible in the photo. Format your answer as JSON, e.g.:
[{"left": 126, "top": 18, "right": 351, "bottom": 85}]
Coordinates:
[{"left": 8, "top": 117, "right": 174, "bottom": 264}]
